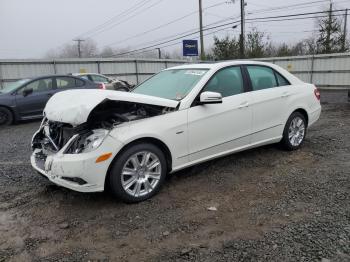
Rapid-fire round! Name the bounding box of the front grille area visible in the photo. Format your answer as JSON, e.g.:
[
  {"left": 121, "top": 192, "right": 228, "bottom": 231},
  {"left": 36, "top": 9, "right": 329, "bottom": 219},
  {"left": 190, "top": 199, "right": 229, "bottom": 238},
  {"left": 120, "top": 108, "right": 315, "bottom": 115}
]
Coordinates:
[{"left": 34, "top": 151, "right": 47, "bottom": 171}]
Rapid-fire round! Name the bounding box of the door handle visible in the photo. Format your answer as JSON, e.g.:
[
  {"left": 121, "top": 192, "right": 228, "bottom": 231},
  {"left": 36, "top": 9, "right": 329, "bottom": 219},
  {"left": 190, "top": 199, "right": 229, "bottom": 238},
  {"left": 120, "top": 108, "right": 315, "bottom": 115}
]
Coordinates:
[
  {"left": 281, "top": 92, "right": 290, "bottom": 98},
  {"left": 238, "top": 101, "right": 249, "bottom": 109}
]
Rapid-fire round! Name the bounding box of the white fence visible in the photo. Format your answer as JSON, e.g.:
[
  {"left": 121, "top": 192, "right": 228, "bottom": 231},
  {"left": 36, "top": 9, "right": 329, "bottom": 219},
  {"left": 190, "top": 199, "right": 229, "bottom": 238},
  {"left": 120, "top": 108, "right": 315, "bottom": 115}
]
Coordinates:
[
  {"left": 0, "top": 53, "right": 350, "bottom": 90},
  {"left": 0, "top": 58, "right": 189, "bottom": 88}
]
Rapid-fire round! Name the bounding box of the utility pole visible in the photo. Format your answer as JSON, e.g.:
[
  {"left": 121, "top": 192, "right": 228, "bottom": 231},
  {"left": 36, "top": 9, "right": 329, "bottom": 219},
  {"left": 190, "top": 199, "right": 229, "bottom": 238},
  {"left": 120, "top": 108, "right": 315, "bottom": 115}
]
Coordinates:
[
  {"left": 240, "top": 0, "right": 245, "bottom": 58},
  {"left": 326, "top": 1, "right": 332, "bottom": 53},
  {"left": 155, "top": 48, "right": 161, "bottom": 59},
  {"left": 73, "top": 39, "right": 85, "bottom": 58},
  {"left": 199, "top": 0, "right": 205, "bottom": 60},
  {"left": 342, "top": 9, "right": 348, "bottom": 52}
]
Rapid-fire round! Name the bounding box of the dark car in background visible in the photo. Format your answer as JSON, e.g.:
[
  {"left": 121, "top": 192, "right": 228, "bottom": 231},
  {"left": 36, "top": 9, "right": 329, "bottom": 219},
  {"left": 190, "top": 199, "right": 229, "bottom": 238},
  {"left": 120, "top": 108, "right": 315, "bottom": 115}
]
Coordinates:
[
  {"left": 72, "top": 73, "right": 133, "bottom": 91},
  {"left": 0, "top": 75, "right": 99, "bottom": 126}
]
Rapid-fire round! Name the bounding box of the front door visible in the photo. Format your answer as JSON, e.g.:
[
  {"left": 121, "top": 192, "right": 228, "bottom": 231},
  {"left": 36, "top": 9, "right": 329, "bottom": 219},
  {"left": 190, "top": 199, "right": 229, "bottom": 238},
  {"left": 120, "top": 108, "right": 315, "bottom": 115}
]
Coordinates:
[
  {"left": 187, "top": 66, "right": 253, "bottom": 162},
  {"left": 15, "top": 77, "right": 54, "bottom": 119}
]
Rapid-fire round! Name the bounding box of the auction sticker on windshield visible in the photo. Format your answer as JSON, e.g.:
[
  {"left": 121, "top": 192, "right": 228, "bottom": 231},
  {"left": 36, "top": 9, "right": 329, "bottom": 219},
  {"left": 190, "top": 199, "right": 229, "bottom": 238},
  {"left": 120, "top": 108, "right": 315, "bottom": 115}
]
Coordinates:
[{"left": 185, "top": 70, "right": 207, "bottom": 76}]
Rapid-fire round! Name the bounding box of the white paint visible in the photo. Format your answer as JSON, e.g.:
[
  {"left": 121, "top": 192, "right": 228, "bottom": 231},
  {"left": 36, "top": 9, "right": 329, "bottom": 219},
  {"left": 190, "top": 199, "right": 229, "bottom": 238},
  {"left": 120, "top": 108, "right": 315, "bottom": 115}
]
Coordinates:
[
  {"left": 32, "top": 61, "right": 321, "bottom": 193},
  {"left": 44, "top": 89, "right": 179, "bottom": 126}
]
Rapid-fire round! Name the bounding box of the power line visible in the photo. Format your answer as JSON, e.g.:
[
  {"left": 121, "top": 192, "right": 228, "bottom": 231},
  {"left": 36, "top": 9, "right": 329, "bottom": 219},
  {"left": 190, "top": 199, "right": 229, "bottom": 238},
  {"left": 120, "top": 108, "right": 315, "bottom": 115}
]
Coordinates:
[
  {"left": 87, "top": 0, "right": 166, "bottom": 38},
  {"left": 104, "top": 2, "right": 226, "bottom": 48},
  {"left": 248, "top": 0, "right": 330, "bottom": 15},
  {"left": 109, "top": 9, "right": 349, "bottom": 57},
  {"left": 113, "top": 24, "right": 237, "bottom": 57},
  {"left": 76, "top": 0, "right": 150, "bottom": 38}
]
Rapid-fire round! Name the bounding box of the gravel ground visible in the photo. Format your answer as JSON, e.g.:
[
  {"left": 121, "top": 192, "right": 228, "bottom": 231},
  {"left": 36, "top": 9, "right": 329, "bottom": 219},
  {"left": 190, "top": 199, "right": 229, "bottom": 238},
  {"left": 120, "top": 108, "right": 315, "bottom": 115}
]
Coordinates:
[{"left": 0, "top": 101, "right": 349, "bottom": 262}]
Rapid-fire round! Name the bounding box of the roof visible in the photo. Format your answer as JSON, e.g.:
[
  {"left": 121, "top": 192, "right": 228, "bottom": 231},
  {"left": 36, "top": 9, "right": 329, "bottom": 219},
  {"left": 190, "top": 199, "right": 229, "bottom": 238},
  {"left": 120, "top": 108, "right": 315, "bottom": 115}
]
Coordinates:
[
  {"left": 166, "top": 60, "right": 304, "bottom": 85},
  {"left": 167, "top": 60, "right": 279, "bottom": 70}
]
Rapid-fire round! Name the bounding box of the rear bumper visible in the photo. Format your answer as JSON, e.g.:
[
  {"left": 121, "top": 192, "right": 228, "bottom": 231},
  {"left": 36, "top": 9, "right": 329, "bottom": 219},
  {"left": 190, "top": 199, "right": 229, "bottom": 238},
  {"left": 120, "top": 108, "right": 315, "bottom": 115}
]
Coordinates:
[
  {"left": 308, "top": 106, "right": 321, "bottom": 127},
  {"left": 31, "top": 135, "right": 123, "bottom": 193}
]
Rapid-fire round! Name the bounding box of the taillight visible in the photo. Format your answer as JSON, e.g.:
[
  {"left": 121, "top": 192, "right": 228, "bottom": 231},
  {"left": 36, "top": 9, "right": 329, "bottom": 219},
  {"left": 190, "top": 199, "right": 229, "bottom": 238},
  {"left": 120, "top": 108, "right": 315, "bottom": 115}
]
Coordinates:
[
  {"left": 97, "top": 83, "right": 106, "bottom": 90},
  {"left": 314, "top": 88, "right": 320, "bottom": 101}
]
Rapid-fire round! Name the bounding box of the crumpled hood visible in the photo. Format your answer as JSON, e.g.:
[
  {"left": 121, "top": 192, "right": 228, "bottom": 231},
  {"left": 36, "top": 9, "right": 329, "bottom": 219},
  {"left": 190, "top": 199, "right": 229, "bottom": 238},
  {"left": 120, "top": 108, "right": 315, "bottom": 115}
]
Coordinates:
[{"left": 44, "top": 89, "right": 179, "bottom": 126}]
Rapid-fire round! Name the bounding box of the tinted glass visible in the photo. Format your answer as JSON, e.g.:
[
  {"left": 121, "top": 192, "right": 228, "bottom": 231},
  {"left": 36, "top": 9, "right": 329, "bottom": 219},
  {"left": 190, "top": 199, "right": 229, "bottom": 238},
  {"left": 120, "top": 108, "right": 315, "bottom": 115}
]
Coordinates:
[
  {"left": 91, "top": 75, "right": 109, "bottom": 83},
  {"left": 21, "top": 78, "right": 53, "bottom": 94},
  {"left": 1, "top": 79, "right": 30, "bottom": 94},
  {"left": 247, "top": 66, "right": 278, "bottom": 91},
  {"left": 133, "top": 69, "right": 208, "bottom": 100},
  {"left": 75, "top": 79, "right": 85, "bottom": 87},
  {"left": 275, "top": 72, "right": 290, "bottom": 86},
  {"left": 56, "top": 77, "right": 77, "bottom": 89},
  {"left": 203, "top": 67, "right": 244, "bottom": 97},
  {"left": 79, "top": 75, "right": 89, "bottom": 80}
]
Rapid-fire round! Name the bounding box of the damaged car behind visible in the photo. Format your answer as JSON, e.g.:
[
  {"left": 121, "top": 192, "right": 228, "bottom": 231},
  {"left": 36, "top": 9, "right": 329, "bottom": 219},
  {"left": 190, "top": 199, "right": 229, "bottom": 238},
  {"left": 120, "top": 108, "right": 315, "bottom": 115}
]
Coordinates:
[{"left": 31, "top": 61, "right": 321, "bottom": 202}]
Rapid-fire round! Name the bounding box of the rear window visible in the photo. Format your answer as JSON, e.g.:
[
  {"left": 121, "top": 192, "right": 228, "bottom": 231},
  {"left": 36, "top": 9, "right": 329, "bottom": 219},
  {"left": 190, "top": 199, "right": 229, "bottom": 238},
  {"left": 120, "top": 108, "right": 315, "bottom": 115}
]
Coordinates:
[
  {"left": 75, "top": 79, "right": 85, "bottom": 87},
  {"left": 56, "top": 77, "right": 76, "bottom": 89},
  {"left": 247, "top": 66, "right": 278, "bottom": 91},
  {"left": 275, "top": 72, "right": 290, "bottom": 86}
]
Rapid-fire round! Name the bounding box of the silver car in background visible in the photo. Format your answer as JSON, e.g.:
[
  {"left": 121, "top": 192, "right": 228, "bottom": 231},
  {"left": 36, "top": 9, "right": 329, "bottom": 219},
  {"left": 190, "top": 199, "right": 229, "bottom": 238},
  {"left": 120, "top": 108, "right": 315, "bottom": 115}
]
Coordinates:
[{"left": 72, "top": 73, "right": 132, "bottom": 91}]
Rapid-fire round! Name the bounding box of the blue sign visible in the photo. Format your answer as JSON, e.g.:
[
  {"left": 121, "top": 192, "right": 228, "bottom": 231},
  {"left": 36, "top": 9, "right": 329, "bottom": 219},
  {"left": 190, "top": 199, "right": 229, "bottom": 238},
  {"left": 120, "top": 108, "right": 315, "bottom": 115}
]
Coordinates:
[{"left": 183, "top": 40, "right": 198, "bottom": 56}]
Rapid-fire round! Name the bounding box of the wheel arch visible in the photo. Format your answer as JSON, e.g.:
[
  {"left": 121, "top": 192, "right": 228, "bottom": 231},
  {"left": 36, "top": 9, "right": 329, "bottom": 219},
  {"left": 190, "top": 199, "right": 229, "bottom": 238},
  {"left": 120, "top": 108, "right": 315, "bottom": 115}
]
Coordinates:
[
  {"left": 104, "top": 136, "right": 173, "bottom": 189},
  {"left": 292, "top": 108, "right": 309, "bottom": 127},
  {"left": 0, "top": 105, "right": 17, "bottom": 124}
]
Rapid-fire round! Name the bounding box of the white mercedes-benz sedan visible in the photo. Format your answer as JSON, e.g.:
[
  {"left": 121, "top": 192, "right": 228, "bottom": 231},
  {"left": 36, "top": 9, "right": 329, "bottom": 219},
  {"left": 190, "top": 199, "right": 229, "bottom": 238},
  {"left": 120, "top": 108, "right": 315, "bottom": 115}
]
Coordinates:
[{"left": 31, "top": 61, "right": 321, "bottom": 202}]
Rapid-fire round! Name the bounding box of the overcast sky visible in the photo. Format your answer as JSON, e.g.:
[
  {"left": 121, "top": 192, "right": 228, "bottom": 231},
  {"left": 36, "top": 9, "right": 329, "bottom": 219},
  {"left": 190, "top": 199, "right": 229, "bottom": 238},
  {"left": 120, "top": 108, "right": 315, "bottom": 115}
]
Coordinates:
[{"left": 0, "top": 0, "right": 349, "bottom": 58}]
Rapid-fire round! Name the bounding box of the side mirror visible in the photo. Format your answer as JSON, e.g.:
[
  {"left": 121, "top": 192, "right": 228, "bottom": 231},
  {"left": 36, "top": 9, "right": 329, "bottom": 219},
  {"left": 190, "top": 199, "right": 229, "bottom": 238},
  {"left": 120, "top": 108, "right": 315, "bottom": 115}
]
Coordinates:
[
  {"left": 22, "top": 88, "right": 33, "bottom": 97},
  {"left": 199, "top": 91, "right": 222, "bottom": 104}
]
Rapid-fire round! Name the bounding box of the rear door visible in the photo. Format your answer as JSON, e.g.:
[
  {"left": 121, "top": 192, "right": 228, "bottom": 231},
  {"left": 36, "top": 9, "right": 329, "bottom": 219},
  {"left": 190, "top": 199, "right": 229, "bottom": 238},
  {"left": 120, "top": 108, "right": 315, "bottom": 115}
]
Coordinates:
[
  {"left": 245, "top": 65, "right": 292, "bottom": 144},
  {"left": 15, "top": 77, "right": 54, "bottom": 118},
  {"left": 55, "top": 76, "right": 87, "bottom": 92}
]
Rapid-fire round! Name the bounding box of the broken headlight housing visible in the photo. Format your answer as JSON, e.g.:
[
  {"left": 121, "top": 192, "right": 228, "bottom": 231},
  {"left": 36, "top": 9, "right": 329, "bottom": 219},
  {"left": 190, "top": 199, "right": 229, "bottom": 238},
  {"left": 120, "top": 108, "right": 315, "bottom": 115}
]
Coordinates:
[{"left": 67, "top": 129, "right": 109, "bottom": 154}]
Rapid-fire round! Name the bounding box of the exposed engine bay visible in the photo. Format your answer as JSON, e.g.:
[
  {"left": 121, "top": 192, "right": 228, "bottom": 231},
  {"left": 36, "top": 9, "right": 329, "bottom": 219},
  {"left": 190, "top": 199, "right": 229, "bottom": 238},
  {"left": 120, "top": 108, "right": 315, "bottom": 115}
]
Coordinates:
[{"left": 32, "top": 100, "right": 176, "bottom": 154}]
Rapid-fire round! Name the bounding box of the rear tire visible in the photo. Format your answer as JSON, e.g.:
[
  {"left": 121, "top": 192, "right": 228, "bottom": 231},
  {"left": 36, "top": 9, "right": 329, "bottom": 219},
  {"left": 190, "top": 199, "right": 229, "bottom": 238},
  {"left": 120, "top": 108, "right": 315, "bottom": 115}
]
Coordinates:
[
  {"left": 0, "top": 107, "right": 13, "bottom": 126},
  {"left": 108, "top": 143, "right": 167, "bottom": 203},
  {"left": 281, "top": 112, "right": 307, "bottom": 151}
]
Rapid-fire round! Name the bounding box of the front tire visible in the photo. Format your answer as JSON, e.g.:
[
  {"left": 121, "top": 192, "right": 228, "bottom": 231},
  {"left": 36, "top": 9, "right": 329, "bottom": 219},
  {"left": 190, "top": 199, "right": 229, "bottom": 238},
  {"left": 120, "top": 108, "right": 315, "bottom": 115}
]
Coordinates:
[
  {"left": 108, "top": 143, "right": 167, "bottom": 203},
  {"left": 281, "top": 112, "right": 307, "bottom": 150},
  {"left": 0, "top": 107, "right": 13, "bottom": 126}
]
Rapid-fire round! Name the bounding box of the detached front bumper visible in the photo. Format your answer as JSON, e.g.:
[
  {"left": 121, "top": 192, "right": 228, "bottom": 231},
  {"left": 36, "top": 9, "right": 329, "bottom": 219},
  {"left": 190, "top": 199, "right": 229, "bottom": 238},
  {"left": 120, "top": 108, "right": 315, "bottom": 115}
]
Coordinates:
[{"left": 31, "top": 135, "right": 123, "bottom": 193}]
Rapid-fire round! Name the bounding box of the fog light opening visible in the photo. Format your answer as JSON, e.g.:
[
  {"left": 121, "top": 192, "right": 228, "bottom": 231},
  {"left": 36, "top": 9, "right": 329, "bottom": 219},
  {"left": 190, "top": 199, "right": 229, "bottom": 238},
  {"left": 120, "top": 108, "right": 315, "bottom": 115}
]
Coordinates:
[{"left": 61, "top": 177, "right": 87, "bottom": 185}]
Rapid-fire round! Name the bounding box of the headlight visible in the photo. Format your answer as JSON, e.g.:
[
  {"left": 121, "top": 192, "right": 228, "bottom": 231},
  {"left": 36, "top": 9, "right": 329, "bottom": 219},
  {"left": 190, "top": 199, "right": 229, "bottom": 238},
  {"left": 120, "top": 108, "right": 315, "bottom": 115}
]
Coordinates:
[{"left": 68, "top": 129, "right": 109, "bottom": 154}]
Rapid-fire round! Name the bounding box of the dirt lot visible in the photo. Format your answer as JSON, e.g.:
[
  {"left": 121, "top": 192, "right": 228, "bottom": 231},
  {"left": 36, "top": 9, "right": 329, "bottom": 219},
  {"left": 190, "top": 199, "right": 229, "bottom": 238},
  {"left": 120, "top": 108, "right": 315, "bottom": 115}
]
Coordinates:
[{"left": 0, "top": 102, "right": 349, "bottom": 262}]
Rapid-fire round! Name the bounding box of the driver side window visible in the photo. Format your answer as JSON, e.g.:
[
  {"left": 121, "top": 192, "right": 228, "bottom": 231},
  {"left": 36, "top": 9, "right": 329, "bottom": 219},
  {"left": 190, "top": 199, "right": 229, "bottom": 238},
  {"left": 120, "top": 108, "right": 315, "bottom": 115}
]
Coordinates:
[
  {"left": 203, "top": 66, "right": 244, "bottom": 97},
  {"left": 20, "top": 78, "right": 53, "bottom": 95}
]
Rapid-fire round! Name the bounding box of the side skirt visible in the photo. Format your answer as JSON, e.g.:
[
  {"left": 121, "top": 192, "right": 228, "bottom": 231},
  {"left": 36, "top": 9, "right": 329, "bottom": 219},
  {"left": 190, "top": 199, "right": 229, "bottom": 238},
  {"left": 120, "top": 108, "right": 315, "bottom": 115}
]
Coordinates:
[{"left": 170, "top": 136, "right": 282, "bottom": 173}]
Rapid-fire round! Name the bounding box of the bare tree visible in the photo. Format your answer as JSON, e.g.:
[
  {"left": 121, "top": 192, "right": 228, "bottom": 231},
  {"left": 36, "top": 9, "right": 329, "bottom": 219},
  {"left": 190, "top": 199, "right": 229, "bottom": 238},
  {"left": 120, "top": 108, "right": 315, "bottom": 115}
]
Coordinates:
[{"left": 44, "top": 38, "right": 98, "bottom": 58}]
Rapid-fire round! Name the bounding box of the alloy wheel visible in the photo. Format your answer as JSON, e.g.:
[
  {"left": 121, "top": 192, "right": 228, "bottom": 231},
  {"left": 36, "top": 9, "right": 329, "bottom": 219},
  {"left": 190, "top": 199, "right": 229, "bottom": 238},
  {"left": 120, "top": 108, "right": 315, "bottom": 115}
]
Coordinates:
[
  {"left": 121, "top": 151, "right": 162, "bottom": 197},
  {"left": 288, "top": 116, "right": 305, "bottom": 146}
]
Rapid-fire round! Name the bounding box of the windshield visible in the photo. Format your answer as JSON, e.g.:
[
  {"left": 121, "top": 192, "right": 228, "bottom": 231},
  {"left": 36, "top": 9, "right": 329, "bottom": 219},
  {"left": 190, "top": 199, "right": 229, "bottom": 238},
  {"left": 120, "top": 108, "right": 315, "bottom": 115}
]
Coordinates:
[
  {"left": 132, "top": 69, "right": 208, "bottom": 100},
  {"left": 0, "top": 79, "right": 30, "bottom": 94}
]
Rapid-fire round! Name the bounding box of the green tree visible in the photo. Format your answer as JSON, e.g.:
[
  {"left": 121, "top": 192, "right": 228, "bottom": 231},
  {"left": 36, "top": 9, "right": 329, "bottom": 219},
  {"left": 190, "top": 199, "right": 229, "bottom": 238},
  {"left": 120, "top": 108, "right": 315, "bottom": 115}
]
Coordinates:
[
  {"left": 245, "top": 28, "right": 268, "bottom": 58},
  {"left": 211, "top": 36, "right": 240, "bottom": 60},
  {"left": 316, "top": 5, "right": 343, "bottom": 53}
]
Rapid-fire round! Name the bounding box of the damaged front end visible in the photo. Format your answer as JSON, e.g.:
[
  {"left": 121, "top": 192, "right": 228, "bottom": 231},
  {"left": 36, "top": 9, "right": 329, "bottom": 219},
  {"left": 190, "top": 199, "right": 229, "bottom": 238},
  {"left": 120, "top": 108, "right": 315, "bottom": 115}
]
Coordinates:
[
  {"left": 30, "top": 96, "right": 177, "bottom": 192},
  {"left": 32, "top": 100, "right": 176, "bottom": 154}
]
